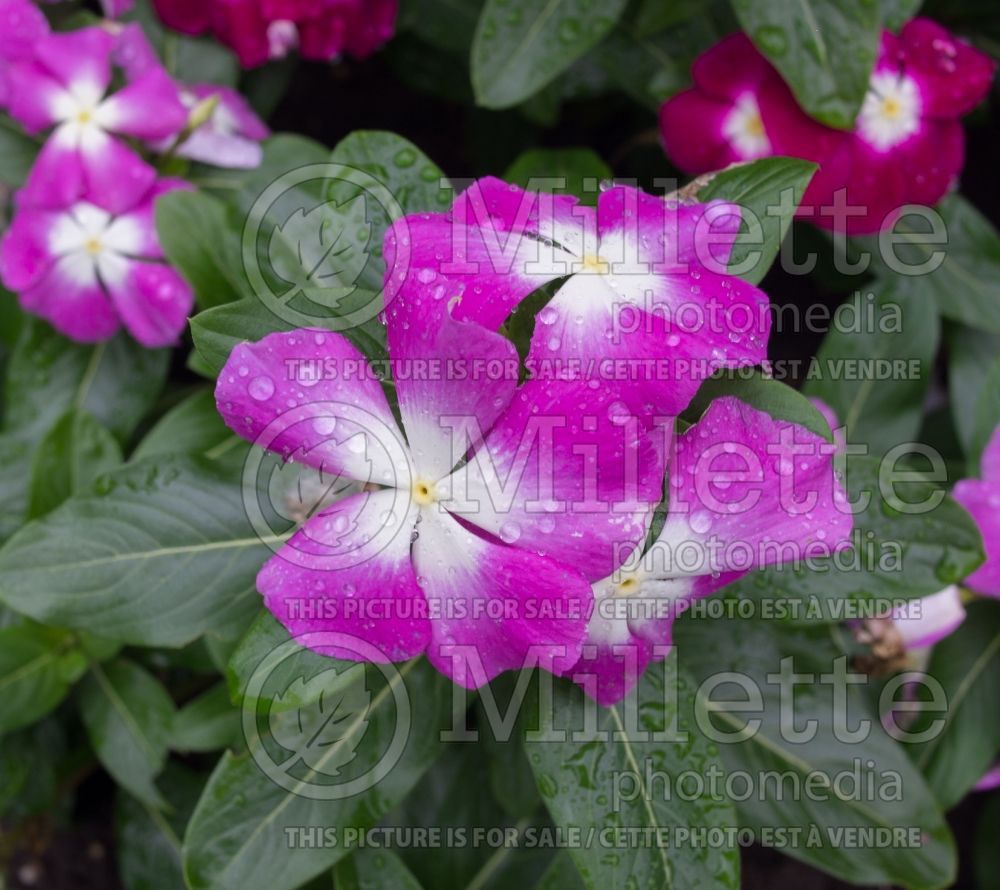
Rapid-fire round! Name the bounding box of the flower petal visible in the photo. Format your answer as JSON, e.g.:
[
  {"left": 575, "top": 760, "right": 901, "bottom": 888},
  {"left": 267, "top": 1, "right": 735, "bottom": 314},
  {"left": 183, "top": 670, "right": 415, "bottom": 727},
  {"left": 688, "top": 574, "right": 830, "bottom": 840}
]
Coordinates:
[
  {"left": 692, "top": 32, "right": 773, "bottom": 97},
  {"left": 79, "top": 129, "right": 158, "bottom": 215},
  {"left": 443, "top": 376, "right": 665, "bottom": 582},
  {"left": 981, "top": 425, "right": 1000, "bottom": 484},
  {"left": 383, "top": 273, "right": 520, "bottom": 481},
  {"left": 96, "top": 68, "right": 188, "bottom": 141},
  {"left": 900, "top": 18, "right": 996, "bottom": 118},
  {"left": 216, "top": 329, "right": 412, "bottom": 488},
  {"left": 105, "top": 260, "right": 193, "bottom": 347},
  {"left": 19, "top": 252, "right": 120, "bottom": 342},
  {"left": 0, "top": 206, "right": 58, "bottom": 292},
  {"left": 258, "top": 489, "right": 431, "bottom": 662},
  {"left": 33, "top": 28, "right": 115, "bottom": 100},
  {"left": 152, "top": 0, "right": 213, "bottom": 35},
  {"left": 647, "top": 396, "right": 852, "bottom": 582},
  {"left": 415, "top": 507, "right": 591, "bottom": 688},
  {"left": 660, "top": 88, "right": 741, "bottom": 174},
  {"left": 892, "top": 586, "right": 966, "bottom": 650},
  {"left": 952, "top": 477, "right": 1000, "bottom": 598},
  {"left": 5, "top": 62, "right": 70, "bottom": 134}
]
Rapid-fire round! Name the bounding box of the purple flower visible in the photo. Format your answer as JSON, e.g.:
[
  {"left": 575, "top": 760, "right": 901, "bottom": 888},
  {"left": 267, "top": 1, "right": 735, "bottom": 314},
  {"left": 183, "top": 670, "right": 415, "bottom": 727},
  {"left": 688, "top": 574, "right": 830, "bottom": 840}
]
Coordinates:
[
  {"left": 383, "top": 178, "right": 771, "bottom": 419},
  {"left": 214, "top": 315, "right": 665, "bottom": 689},
  {"left": 570, "top": 396, "right": 852, "bottom": 704},
  {"left": 0, "top": 178, "right": 194, "bottom": 346},
  {"left": 162, "top": 84, "right": 270, "bottom": 169},
  {"left": 890, "top": 586, "right": 967, "bottom": 650},
  {"left": 5, "top": 26, "right": 187, "bottom": 213},
  {"left": 0, "top": 0, "right": 49, "bottom": 109},
  {"left": 953, "top": 425, "right": 1000, "bottom": 598}
]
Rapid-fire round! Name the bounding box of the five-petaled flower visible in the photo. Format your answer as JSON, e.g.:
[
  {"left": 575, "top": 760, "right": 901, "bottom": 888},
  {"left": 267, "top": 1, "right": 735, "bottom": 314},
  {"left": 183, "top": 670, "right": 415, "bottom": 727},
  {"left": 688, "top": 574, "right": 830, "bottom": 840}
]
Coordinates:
[
  {"left": 0, "top": 178, "right": 195, "bottom": 346},
  {"left": 5, "top": 26, "right": 187, "bottom": 214}
]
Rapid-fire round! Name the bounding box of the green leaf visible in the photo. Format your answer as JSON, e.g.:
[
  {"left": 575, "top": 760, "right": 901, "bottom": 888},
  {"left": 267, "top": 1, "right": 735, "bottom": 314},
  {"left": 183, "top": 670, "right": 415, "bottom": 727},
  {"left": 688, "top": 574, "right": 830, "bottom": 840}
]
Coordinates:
[
  {"left": 0, "top": 623, "right": 87, "bottom": 735},
  {"left": 181, "top": 657, "right": 451, "bottom": 890},
  {"left": 909, "top": 601, "right": 1000, "bottom": 811},
  {"left": 0, "top": 115, "right": 40, "bottom": 186},
  {"left": 860, "top": 196, "right": 1000, "bottom": 334},
  {"left": 0, "top": 433, "right": 33, "bottom": 543},
  {"left": 504, "top": 148, "right": 611, "bottom": 205},
  {"left": 132, "top": 389, "right": 237, "bottom": 462},
  {"left": 328, "top": 130, "right": 452, "bottom": 269},
  {"left": 28, "top": 409, "right": 123, "bottom": 518},
  {"left": 804, "top": 284, "right": 939, "bottom": 455},
  {"left": 115, "top": 762, "right": 205, "bottom": 890},
  {"left": 879, "top": 0, "right": 922, "bottom": 30},
  {"left": 156, "top": 190, "right": 248, "bottom": 310},
  {"left": 398, "top": 0, "right": 483, "bottom": 51},
  {"left": 334, "top": 848, "right": 425, "bottom": 890},
  {"left": 675, "top": 616, "right": 956, "bottom": 888},
  {"left": 0, "top": 455, "right": 268, "bottom": 646},
  {"left": 732, "top": 0, "right": 879, "bottom": 128},
  {"left": 969, "top": 359, "right": 1000, "bottom": 476},
  {"left": 171, "top": 684, "right": 241, "bottom": 753},
  {"left": 686, "top": 368, "right": 834, "bottom": 442},
  {"left": 385, "top": 734, "right": 557, "bottom": 889},
  {"left": 79, "top": 659, "right": 176, "bottom": 809},
  {"left": 523, "top": 654, "right": 740, "bottom": 890},
  {"left": 946, "top": 325, "right": 1000, "bottom": 458},
  {"left": 190, "top": 295, "right": 388, "bottom": 376},
  {"left": 699, "top": 156, "right": 818, "bottom": 284},
  {"left": 3, "top": 319, "right": 169, "bottom": 443},
  {"left": 725, "top": 455, "right": 985, "bottom": 621},
  {"left": 471, "top": 0, "right": 628, "bottom": 108}
]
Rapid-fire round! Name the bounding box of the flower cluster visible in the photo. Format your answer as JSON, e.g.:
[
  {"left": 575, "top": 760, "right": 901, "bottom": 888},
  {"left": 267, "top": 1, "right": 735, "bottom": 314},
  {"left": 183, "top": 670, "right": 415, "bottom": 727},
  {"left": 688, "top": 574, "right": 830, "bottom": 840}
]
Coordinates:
[
  {"left": 0, "top": 5, "right": 269, "bottom": 347},
  {"left": 660, "top": 19, "right": 996, "bottom": 233},
  {"left": 216, "top": 178, "right": 853, "bottom": 703},
  {"left": 152, "top": 0, "right": 398, "bottom": 68}
]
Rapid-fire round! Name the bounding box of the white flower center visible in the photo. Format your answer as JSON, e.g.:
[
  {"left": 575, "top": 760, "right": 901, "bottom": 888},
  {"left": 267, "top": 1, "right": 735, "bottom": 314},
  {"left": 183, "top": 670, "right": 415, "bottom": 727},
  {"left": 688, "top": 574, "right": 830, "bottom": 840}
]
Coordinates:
[
  {"left": 722, "top": 94, "right": 771, "bottom": 159},
  {"left": 48, "top": 202, "right": 143, "bottom": 288},
  {"left": 857, "top": 71, "right": 921, "bottom": 151}
]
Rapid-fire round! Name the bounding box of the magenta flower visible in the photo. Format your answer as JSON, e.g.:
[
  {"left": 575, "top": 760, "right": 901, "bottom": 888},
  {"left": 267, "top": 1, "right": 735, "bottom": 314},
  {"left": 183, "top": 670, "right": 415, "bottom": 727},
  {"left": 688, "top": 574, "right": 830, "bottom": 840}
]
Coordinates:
[
  {"left": 570, "top": 397, "right": 852, "bottom": 705},
  {"left": 0, "top": 178, "right": 194, "bottom": 346},
  {"left": 807, "top": 19, "right": 995, "bottom": 233},
  {"left": 952, "top": 425, "right": 1000, "bottom": 598},
  {"left": 0, "top": 0, "right": 48, "bottom": 109},
  {"left": 384, "top": 178, "right": 772, "bottom": 418},
  {"left": 660, "top": 21, "right": 995, "bottom": 234},
  {"left": 659, "top": 33, "right": 840, "bottom": 175},
  {"left": 5, "top": 26, "right": 187, "bottom": 214},
  {"left": 152, "top": 0, "right": 398, "bottom": 68},
  {"left": 214, "top": 313, "right": 665, "bottom": 688}
]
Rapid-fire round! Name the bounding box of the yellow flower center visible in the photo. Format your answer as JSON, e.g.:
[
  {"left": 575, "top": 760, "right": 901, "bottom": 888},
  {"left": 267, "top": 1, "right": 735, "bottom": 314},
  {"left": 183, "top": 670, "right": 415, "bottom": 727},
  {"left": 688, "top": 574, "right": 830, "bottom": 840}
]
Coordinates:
[
  {"left": 614, "top": 575, "right": 641, "bottom": 596},
  {"left": 580, "top": 254, "right": 609, "bottom": 274},
  {"left": 84, "top": 237, "right": 102, "bottom": 255},
  {"left": 881, "top": 97, "right": 902, "bottom": 119},
  {"left": 412, "top": 479, "right": 437, "bottom": 506},
  {"left": 745, "top": 111, "right": 765, "bottom": 138},
  {"left": 76, "top": 108, "right": 93, "bottom": 125}
]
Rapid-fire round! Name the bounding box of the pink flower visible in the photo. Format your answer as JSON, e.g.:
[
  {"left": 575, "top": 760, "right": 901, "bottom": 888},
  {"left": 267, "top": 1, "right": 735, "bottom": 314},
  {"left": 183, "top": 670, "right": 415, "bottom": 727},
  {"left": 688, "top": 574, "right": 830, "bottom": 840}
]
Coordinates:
[
  {"left": 166, "top": 84, "right": 269, "bottom": 169},
  {"left": 660, "top": 21, "right": 995, "bottom": 234},
  {"left": 0, "top": 178, "right": 194, "bottom": 346},
  {"left": 5, "top": 26, "right": 187, "bottom": 214},
  {"left": 152, "top": 0, "right": 398, "bottom": 67},
  {"left": 214, "top": 314, "right": 665, "bottom": 689},
  {"left": 890, "top": 585, "right": 967, "bottom": 650},
  {"left": 659, "top": 33, "right": 840, "bottom": 175},
  {"left": 0, "top": 0, "right": 49, "bottom": 109},
  {"left": 807, "top": 20, "right": 995, "bottom": 233},
  {"left": 952, "top": 425, "right": 1000, "bottom": 598},
  {"left": 383, "top": 178, "right": 772, "bottom": 419},
  {"left": 569, "top": 396, "right": 852, "bottom": 704}
]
